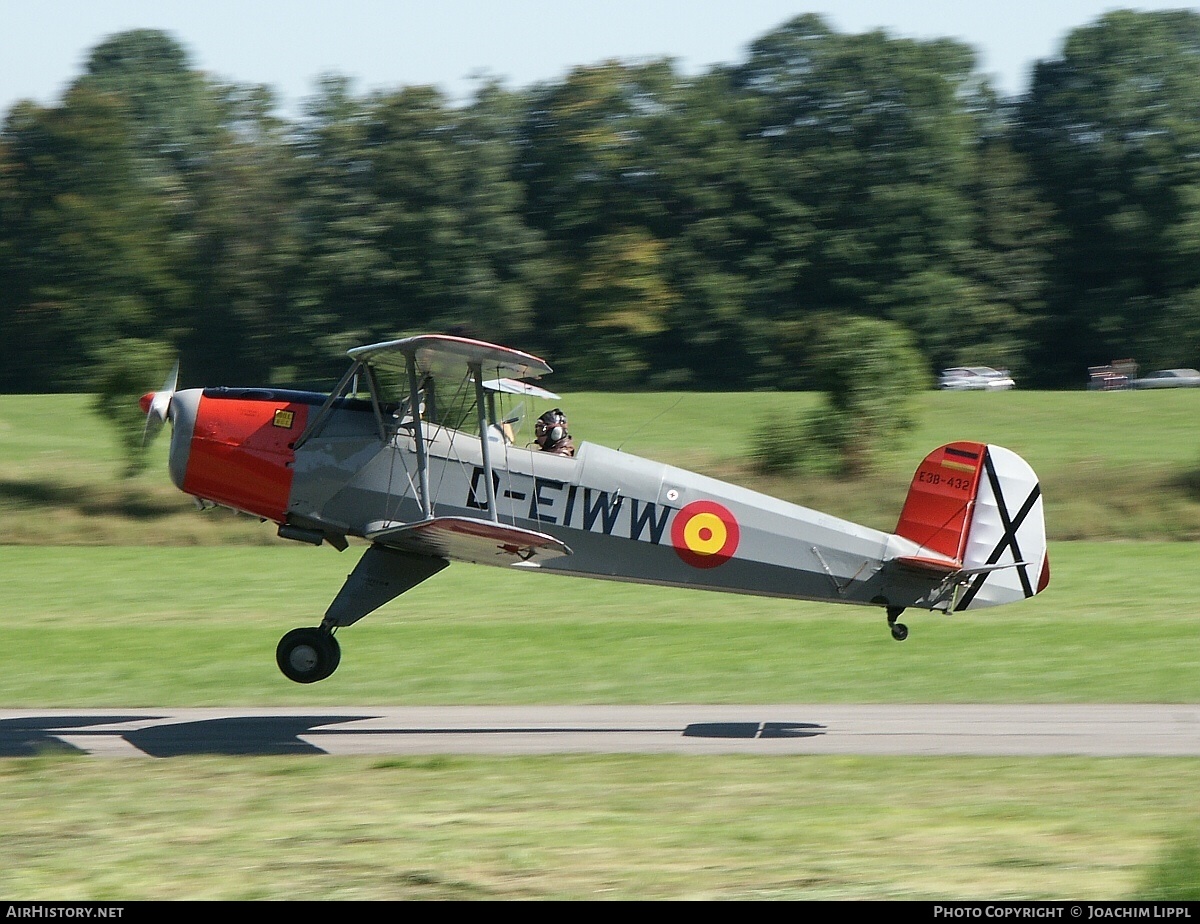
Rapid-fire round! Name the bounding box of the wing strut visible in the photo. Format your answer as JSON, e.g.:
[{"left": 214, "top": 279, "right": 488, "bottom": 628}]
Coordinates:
[
  {"left": 406, "top": 350, "right": 433, "bottom": 519},
  {"left": 471, "top": 361, "right": 500, "bottom": 523},
  {"left": 292, "top": 360, "right": 363, "bottom": 452}
]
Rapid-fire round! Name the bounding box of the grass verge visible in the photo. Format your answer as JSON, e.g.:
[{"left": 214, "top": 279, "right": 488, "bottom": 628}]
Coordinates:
[
  {"left": 0, "top": 753, "right": 1197, "bottom": 900},
  {"left": 0, "top": 541, "right": 1197, "bottom": 705}
]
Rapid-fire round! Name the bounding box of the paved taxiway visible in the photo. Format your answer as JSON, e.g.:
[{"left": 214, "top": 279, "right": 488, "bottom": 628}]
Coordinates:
[{"left": 1, "top": 705, "right": 1198, "bottom": 758}]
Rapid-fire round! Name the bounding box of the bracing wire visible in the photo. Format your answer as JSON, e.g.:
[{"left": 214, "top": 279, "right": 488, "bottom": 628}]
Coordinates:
[{"left": 616, "top": 394, "right": 685, "bottom": 452}]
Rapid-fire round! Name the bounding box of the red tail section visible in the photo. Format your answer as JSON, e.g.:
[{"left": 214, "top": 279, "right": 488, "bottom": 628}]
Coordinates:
[{"left": 893, "top": 441, "right": 986, "bottom": 566}]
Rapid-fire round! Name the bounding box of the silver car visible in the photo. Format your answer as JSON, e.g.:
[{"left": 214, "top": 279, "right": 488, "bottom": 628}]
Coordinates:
[
  {"left": 1131, "top": 368, "right": 1200, "bottom": 389},
  {"left": 938, "top": 366, "right": 1016, "bottom": 391}
]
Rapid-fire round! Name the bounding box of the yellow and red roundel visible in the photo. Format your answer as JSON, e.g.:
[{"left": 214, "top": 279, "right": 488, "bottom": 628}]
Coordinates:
[{"left": 671, "top": 500, "right": 740, "bottom": 569}]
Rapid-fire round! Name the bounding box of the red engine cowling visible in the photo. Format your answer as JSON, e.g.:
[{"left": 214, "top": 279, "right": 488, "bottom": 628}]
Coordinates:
[{"left": 166, "top": 389, "right": 310, "bottom": 523}]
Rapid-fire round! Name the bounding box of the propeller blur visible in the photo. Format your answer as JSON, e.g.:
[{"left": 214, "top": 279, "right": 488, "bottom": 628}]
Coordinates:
[{"left": 139, "top": 360, "right": 179, "bottom": 449}]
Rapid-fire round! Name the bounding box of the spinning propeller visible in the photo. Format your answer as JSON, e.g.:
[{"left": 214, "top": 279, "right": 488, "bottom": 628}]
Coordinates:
[{"left": 139, "top": 360, "right": 179, "bottom": 448}]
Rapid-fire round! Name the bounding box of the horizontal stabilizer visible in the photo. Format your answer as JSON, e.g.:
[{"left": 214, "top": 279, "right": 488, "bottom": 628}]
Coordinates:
[
  {"left": 958, "top": 560, "right": 1033, "bottom": 577},
  {"left": 895, "top": 554, "right": 962, "bottom": 575},
  {"left": 896, "top": 555, "right": 1032, "bottom": 578},
  {"left": 367, "top": 516, "right": 572, "bottom": 566}
]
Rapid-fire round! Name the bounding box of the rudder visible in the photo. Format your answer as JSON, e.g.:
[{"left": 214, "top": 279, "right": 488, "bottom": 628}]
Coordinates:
[{"left": 894, "top": 441, "right": 987, "bottom": 568}]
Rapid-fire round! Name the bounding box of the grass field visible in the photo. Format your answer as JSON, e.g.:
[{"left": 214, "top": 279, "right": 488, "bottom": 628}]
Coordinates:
[
  {"left": 3, "top": 754, "right": 1198, "bottom": 900},
  {"left": 0, "top": 389, "right": 1198, "bottom": 899},
  {"left": 0, "top": 542, "right": 1197, "bottom": 705},
  {"left": 2, "top": 389, "right": 1199, "bottom": 544}
]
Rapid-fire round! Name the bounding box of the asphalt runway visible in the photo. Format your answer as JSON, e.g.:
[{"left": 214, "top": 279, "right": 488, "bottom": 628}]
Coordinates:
[{"left": 1, "top": 705, "right": 1198, "bottom": 758}]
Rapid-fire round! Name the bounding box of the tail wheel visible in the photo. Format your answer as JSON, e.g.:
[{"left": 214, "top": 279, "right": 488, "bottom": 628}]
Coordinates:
[{"left": 277, "top": 627, "right": 341, "bottom": 683}]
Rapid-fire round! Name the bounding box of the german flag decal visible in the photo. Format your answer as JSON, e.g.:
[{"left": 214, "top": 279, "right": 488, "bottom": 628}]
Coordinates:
[
  {"left": 671, "top": 500, "right": 740, "bottom": 569},
  {"left": 941, "top": 444, "right": 979, "bottom": 473}
]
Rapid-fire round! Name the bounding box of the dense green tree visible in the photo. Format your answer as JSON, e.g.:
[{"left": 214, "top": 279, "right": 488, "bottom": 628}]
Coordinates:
[
  {"left": 646, "top": 69, "right": 817, "bottom": 387},
  {"left": 0, "top": 87, "right": 179, "bottom": 391},
  {"left": 0, "top": 30, "right": 311, "bottom": 391},
  {"left": 2, "top": 13, "right": 1198, "bottom": 398},
  {"left": 179, "top": 82, "right": 306, "bottom": 385},
  {"left": 69, "top": 30, "right": 307, "bottom": 387},
  {"left": 753, "top": 316, "right": 926, "bottom": 475},
  {"left": 91, "top": 336, "right": 174, "bottom": 475},
  {"left": 1017, "top": 9, "right": 1200, "bottom": 381},
  {"left": 515, "top": 61, "right": 688, "bottom": 384},
  {"left": 730, "top": 15, "right": 1024, "bottom": 379},
  {"left": 290, "top": 79, "right": 547, "bottom": 384},
  {"left": 78, "top": 29, "right": 223, "bottom": 171}
]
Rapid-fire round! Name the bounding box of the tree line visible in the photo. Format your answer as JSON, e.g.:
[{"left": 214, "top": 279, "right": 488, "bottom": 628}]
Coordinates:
[{"left": 2, "top": 10, "right": 1200, "bottom": 395}]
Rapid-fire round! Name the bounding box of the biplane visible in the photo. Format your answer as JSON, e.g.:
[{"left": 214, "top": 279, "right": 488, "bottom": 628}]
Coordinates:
[{"left": 141, "top": 334, "right": 1050, "bottom": 683}]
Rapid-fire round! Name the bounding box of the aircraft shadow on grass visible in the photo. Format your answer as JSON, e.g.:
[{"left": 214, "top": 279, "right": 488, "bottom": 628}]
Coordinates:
[{"left": 0, "top": 716, "right": 825, "bottom": 757}]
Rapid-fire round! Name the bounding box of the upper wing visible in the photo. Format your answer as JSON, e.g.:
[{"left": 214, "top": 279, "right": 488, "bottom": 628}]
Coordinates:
[{"left": 348, "top": 334, "right": 552, "bottom": 380}]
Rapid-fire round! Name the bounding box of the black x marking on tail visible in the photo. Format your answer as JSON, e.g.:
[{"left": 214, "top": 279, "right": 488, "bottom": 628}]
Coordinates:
[{"left": 955, "top": 450, "right": 1042, "bottom": 610}]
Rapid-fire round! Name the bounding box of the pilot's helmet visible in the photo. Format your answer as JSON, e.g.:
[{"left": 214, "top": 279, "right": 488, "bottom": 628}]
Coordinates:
[{"left": 535, "top": 408, "right": 568, "bottom": 446}]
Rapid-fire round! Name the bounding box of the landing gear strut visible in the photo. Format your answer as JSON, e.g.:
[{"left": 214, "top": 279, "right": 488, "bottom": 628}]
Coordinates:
[
  {"left": 276, "top": 626, "right": 342, "bottom": 683},
  {"left": 273, "top": 545, "right": 450, "bottom": 685},
  {"left": 886, "top": 606, "right": 908, "bottom": 642}
]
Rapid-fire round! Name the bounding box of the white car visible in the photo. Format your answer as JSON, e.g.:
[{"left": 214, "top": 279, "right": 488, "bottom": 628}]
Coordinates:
[
  {"left": 938, "top": 366, "right": 1016, "bottom": 391},
  {"left": 1131, "top": 368, "right": 1200, "bottom": 389}
]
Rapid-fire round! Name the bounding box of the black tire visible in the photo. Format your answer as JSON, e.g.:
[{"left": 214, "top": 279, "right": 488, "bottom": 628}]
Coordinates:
[
  {"left": 890, "top": 622, "right": 909, "bottom": 642},
  {"left": 276, "top": 627, "right": 341, "bottom": 683}
]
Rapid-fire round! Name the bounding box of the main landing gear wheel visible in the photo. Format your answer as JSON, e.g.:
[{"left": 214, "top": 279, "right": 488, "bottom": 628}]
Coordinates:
[
  {"left": 886, "top": 606, "right": 909, "bottom": 642},
  {"left": 276, "top": 627, "right": 341, "bottom": 683}
]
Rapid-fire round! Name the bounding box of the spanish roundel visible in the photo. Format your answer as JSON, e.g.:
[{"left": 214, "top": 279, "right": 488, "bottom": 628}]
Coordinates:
[{"left": 671, "top": 500, "right": 740, "bottom": 569}]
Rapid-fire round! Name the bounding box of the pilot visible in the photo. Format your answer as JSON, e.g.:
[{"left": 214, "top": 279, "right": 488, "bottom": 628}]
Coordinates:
[{"left": 534, "top": 408, "right": 575, "bottom": 457}]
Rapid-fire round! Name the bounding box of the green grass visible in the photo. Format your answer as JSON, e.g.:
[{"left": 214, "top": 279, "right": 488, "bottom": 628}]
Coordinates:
[
  {"left": 3, "top": 389, "right": 1198, "bottom": 545},
  {"left": 0, "top": 754, "right": 1197, "bottom": 900},
  {"left": 1, "top": 389, "right": 1199, "bottom": 899},
  {"left": 581, "top": 389, "right": 1200, "bottom": 539},
  {"left": 1135, "top": 832, "right": 1200, "bottom": 901},
  {"left": 0, "top": 542, "right": 1198, "bottom": 705}
]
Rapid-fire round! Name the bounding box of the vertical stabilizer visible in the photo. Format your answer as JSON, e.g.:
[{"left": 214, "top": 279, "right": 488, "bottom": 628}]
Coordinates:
[{"left": 893, "top": 442, "right": 1049, "bottom": 610}]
